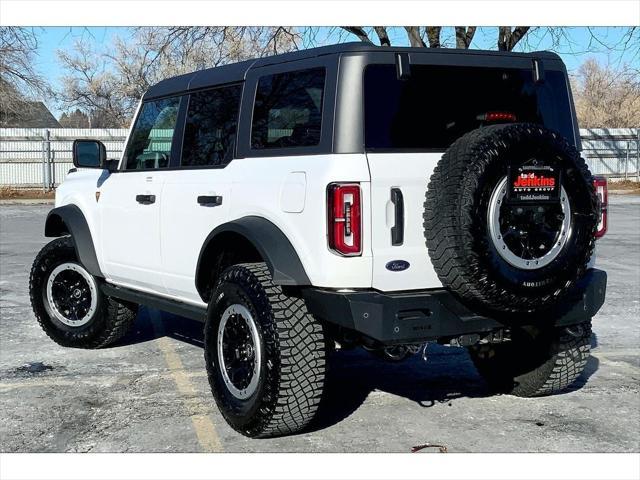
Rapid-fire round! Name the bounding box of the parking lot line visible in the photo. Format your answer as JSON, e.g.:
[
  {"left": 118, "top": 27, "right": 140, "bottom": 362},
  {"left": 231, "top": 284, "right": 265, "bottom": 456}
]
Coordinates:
[
  {"left": 149, "top": 310, "right": 223, "bottom": 453},
  {"left": 0, "top": 370, "right": 208, "bottom": 391}
]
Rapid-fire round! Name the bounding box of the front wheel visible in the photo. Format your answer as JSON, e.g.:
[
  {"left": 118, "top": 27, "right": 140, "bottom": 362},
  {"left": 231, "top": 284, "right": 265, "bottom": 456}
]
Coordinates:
[
  {"left": 469, "top": 320, "right": 592, "bottom": 397},
  {"left": 29, "top": 237, "right": 137, "bottom": 348},
  {"left": 204, "top": 262, "right": 327, "bottom": 438}
]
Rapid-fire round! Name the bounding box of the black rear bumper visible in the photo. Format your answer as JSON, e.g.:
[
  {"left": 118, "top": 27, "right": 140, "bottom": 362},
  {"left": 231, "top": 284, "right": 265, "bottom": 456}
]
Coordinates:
[{"left": 303, "top": 269, "right": 607, "bottom": 345}]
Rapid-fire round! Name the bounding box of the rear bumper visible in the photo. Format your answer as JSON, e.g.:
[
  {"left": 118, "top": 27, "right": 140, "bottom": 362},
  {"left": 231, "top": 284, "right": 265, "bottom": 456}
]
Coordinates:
[{"left": 303, "top": 268, "right": 607, "bottom": 345}]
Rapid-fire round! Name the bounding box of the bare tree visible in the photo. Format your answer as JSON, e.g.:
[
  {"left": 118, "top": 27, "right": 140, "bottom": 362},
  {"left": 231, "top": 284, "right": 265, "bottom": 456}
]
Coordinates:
[
  {"left": 59, "top": 109, "right": 90, "bottom": 128},
  {"left": 339, "top": 26, "right": 469, "bottom": 50},
  {"left": 336, "top": 26, "right": 637, "bottom": 59},
  {"left": 342, "top": 27, "right": 372, "bottom": 44},
  {"left": 455, "top": 27, "right": 477, "bottom": 49},
  {"left": 57, "top": 27, "right": 300, "bottom": 126},
  {"left": 140, "top": 26, "right": 300, "bottom": 66},
  {"left": 572, "top": 59, "right": 640, "bottom": 128},
  {"left": 497, "top": 27, "right": 530, "bottom": 51},
  {"left": 57, "top": 40, "right": 130, "bottom": 127},
  {"left": 336, "top": 26, "right": 528, "bottom": 51},
  {"left": 425, "top": 27, "right": 442, "bottom": 48},
  {"left": 404, "top": 27, "right": 426, "bottom": 47},
  {"left": 0, "top": 27, "right": 50, "bottom": 123},
  {"left": 373, "top": 27, "right": 391, "bottom": 47}
]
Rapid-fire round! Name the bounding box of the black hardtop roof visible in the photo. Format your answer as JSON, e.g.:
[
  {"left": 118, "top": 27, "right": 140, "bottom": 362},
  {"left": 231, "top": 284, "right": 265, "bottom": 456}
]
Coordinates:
[{"left": 144, "top": 42, "right": 563, "bottom": 100}]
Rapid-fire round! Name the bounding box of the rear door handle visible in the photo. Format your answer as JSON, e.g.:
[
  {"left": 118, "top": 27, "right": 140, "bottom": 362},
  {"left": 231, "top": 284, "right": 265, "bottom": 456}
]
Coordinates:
[
  {"left": 197, "top": 195, "right": 223, "bottom": 207},
  {"left": 135, "top": 194, "right": 156, "bottom": 205},
  {"left": 390, "top": 188, "right": 404, "bottom": 246}
]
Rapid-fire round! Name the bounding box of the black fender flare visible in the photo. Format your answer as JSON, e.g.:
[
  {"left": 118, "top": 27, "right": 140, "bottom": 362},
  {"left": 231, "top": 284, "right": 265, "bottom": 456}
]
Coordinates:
[
  {"left": 196, "top": 216, "right": 311, "bottom": 288},
  {"left": 44, "top": 205, "right": 103, "bottom": 278}
]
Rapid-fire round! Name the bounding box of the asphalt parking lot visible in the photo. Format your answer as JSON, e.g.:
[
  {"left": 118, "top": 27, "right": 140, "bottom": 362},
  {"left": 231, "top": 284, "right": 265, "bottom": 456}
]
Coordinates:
[{"left": 1, "top": 196, "right": 639, "bottom": 453}]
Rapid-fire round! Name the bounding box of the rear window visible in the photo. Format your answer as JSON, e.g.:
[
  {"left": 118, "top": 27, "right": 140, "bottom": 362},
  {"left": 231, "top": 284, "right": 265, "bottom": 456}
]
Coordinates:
[
  {"left": 364, "top": 64, "right": 575, "bottom": 151},
  {"left": 181, "top": 84, "right": 242, "bottom": 168},
  {"left": 251, "top": 67, "right": 325, "bottom": 150}
]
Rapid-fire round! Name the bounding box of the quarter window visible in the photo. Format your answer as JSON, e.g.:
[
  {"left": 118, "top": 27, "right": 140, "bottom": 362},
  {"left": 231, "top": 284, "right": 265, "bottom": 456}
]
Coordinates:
[
  {"left": 181, "top": 85, "right": 242, "bottom": 167},
  {"left": 251, "top": 67, "right": 325, "bottom": 149},
  {"left": 124, "top": 97, "right": 181, "bottom": 170}
]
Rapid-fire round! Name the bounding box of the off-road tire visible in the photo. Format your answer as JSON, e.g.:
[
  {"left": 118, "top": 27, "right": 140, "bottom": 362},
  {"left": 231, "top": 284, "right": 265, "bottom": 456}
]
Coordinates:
[
  {"left": 424, "top": 123, "right": 599, "bottom": 316},
  {"left": 29, "top": 237, "right": 137, "bottom": 348},
  {"left": 204, "top": 262, "right": 326, "bottom": 438},
  {"left": 469, "top": 320, "right": 592, "bottom": 397}
]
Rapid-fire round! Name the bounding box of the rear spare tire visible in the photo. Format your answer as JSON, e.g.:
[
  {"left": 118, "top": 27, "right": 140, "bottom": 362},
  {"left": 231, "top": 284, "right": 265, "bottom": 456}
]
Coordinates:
[{"left": 424, "top": 124, "right": 599, "bottom": 316}]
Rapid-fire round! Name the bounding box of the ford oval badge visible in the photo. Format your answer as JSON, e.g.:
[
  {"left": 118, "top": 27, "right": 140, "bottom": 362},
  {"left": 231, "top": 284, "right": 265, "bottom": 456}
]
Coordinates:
[{"left": 385, "top": 260, "right": 410, "bottom": 272}]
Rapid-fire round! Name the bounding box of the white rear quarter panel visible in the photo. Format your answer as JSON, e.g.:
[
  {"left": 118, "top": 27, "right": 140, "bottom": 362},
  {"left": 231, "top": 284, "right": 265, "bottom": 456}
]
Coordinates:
[{"left": 229, "top": 154, "right": 372, "bottom": 289}]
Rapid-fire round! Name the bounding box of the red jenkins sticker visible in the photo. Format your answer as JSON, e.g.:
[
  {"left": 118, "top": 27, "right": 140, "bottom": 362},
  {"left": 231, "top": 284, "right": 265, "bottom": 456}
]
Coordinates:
[{"left": 512, "top": 173, "right": 556, "bottom": 189}]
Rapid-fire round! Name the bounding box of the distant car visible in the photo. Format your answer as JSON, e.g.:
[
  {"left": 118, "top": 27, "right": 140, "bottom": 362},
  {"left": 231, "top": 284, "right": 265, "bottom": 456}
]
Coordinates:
[{"left": 30, "top": 43, "right": 608, "bottom": 438}]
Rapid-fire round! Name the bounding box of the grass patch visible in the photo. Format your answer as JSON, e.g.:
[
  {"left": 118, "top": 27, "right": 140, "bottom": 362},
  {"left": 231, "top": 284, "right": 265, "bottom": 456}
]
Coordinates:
[
  {"left": 610, "top": 179, "right": 640, "bottom": 189},
  {"left": 0, "top": 186, "right": 55, "bottom": 200},
  {"left": 609, "top": 179, "right": 640, "bottom": 194}
]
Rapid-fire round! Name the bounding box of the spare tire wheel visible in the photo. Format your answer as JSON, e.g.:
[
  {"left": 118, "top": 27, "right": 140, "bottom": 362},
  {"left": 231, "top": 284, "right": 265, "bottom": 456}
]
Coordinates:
[{"left": 423, "top": 123, "right": 599, "bottom": 316}]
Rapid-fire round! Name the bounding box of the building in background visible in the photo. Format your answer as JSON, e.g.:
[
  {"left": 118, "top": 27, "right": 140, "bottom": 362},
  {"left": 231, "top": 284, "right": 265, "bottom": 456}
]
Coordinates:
[{"left": 0, "top": 79, "right": 61, "bottom": 128}]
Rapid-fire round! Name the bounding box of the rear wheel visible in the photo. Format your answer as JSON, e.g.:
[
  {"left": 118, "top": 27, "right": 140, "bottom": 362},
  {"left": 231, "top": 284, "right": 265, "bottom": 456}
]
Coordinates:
[
  {"left": 469, "top": 320, "right": 592, "bottom": 397},
  {"left": 29, "top": 237, "right": 137, "bottom": 348},
  {"left": 205, "top": 262, "right": 326, "bottom": 438}
]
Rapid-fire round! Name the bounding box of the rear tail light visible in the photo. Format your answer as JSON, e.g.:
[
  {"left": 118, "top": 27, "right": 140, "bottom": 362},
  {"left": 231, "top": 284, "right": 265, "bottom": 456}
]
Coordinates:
[
  {"left": 593, "top": 176, "right": 608, "bottom": 238},
  {"left": 327, "top": 183, "right": 362, "bottom": 256}
]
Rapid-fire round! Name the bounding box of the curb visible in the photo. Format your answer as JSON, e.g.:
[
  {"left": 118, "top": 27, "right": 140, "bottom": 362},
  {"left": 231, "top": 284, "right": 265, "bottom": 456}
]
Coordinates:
[
  {"left": 609, "top": 190, "right": 640, "bottom": 195},
  {"left": 0, "top": 199, "right": 55, "bottom": 205}
]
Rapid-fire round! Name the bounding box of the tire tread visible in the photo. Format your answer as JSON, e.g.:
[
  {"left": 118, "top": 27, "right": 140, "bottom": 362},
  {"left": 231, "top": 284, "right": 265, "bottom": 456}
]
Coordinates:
[{"left": 207, "top": 262, "right": 326, "bottom": 438}]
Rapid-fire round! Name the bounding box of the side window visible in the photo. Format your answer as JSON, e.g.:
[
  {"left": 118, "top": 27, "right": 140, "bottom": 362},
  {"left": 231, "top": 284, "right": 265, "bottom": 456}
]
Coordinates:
[
  {"left": 251, "top": 67, "right": 325, "bottom": 150},
  {"left": 181, "top": 84, "right": 242, "bottom": 167},
  {"left": 124, "top": 97, "right": 181, "bottom": 170}
]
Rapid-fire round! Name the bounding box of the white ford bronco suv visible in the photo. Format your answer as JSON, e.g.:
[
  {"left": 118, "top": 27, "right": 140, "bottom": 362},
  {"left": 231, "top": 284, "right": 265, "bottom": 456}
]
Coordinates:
[{"left": 30, "top": 43, "right": 608, "bottom": 438}]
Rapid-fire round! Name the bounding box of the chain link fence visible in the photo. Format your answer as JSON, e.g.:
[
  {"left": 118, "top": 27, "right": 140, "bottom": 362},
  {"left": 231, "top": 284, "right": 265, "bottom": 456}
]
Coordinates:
[{"left": 1, "top": 127, "right": 639, "bottom": 189}]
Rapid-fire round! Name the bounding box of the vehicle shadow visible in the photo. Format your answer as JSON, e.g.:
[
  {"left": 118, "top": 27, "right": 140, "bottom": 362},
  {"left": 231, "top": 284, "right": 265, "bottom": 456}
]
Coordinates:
[
  {"left": 307, "top": 344, "right": 490, "bottom": 433},
  {"left": 116, "top": 308, "right": 601, "bottom": 433}
]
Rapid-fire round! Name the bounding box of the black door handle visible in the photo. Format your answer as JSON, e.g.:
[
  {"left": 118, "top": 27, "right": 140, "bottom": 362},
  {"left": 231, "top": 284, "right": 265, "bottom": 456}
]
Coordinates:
[
  {"left": 136, "top": 194, "right": 156, "bottom": 205},
  {"left": 197, "top": 195, "right": 223, "bottom": 207},
  {"left": 391, "top": 188, "right": 404, "bottom": 246}
]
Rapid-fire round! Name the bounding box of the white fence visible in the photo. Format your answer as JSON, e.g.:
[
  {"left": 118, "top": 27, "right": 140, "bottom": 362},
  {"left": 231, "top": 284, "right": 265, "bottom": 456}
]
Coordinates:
[
  {"left": 0, "top": 128, "right": 128, "bottom": 188},
  {"left": 581, "top": 128, "right": 640, "bottom": 178},
  {"left": 1, "top": 127, "right": 639, "bottom": 188}
]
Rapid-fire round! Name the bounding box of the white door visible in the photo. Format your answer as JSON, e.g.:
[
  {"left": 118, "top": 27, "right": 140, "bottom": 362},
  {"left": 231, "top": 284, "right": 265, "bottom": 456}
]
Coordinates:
[
  {"left": 100, "top": 96, "right": 182, "bottom": 294},
  {"left": 161, "top": 169, "right": 232, "bottom": 302},
  {"left": 99, "top": 171, "right": 166, "bottom": 292},
  {"left": 159, "top": 84, "right": 242, "bottom": 303}
]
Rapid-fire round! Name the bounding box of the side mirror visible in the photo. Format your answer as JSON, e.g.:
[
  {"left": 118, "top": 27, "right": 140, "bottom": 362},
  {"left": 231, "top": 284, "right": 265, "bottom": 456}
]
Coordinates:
[{"left": 72, "top": 139, "right": 112, "bottom": 170}]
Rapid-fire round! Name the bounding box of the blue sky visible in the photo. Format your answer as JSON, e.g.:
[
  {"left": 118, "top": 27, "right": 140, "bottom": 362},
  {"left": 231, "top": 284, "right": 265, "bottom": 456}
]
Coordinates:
[{"left": 33, "top": 26, "right": 638, "bottom": 117}]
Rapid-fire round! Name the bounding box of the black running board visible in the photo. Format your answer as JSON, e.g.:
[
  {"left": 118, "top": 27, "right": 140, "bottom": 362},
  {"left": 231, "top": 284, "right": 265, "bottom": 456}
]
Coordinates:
[{"left": 101, "top": 283, "right": 207, "bottom": 322}]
